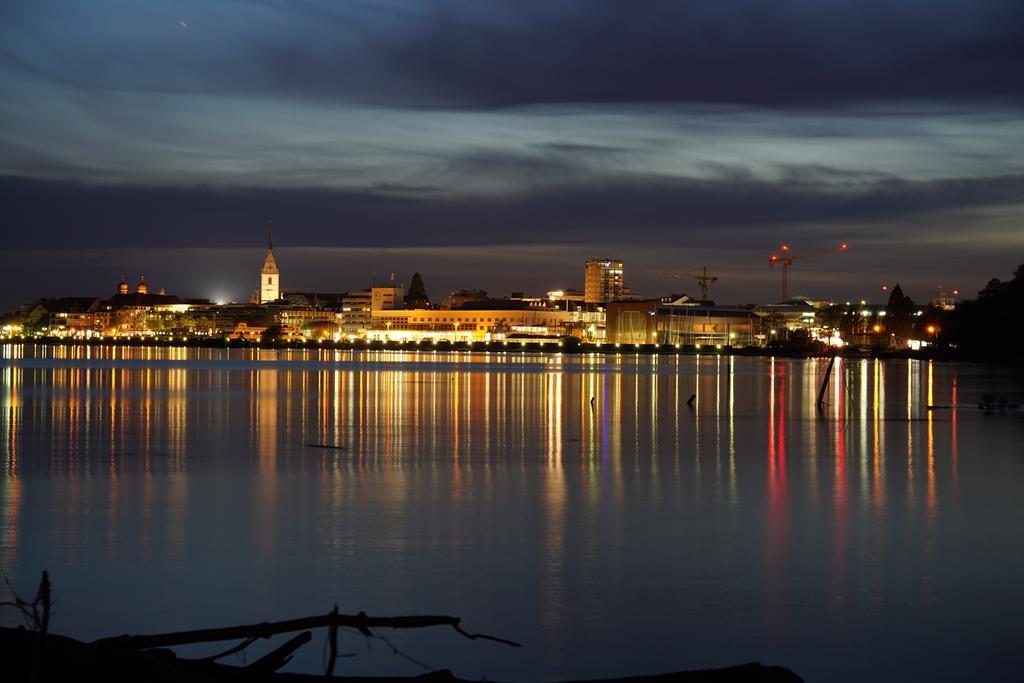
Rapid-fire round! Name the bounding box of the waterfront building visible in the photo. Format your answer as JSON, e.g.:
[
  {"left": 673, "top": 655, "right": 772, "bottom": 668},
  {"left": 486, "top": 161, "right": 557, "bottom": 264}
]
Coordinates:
[
  {"left": 260, "top": 234, "right": 280, "bottom": 303},
  {"left": 606, "top": 300, "right": 761, "bottom": 346},
  {"left": 22, "top": 298, "right": 103, "bottom": 334},
  {"left": 339, "top": 290, "right": 372, "bottom": 332},
  {"left": 371, "top": 300, "right": 571, "bottom": 342},
  {"left": 584, "top": 259, "right": 624, "bottom": 304},
  {"left": 753, "top": 297, "right": 828, "bottom": 332}
]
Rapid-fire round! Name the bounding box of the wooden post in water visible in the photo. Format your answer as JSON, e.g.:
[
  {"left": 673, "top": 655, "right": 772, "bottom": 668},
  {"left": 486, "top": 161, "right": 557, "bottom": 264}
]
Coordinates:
[{"left": 817, "top": 356, "right": 837, "bottom": 411}]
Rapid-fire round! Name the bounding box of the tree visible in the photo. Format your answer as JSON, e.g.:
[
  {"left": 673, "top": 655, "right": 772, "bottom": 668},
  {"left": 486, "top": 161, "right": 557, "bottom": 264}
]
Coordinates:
[
  {"left": 885, "top": 283, "right": 916, "bottom": 339},
  {"left": 405, "top": 272, "right": 430, "bottom": 309},
  {"left": 944, "top": 263, "right": 1024, "bottom": 356},
  {"left": 260, "top": 324, "right": 284, "bottom": 345}
]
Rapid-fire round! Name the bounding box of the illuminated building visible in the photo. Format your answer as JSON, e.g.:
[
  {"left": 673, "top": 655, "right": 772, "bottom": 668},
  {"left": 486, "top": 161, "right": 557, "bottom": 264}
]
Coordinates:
[
  {"left": 136, "top": 276, "right": 148, "bottom": 295},
  {"left": 931, "top": 286, "right": 959, "bottom": 311},
  {"left": 753, "top": 298, "right": 831, "bottom": 333},
  {"left": 584, "top": 258, "right": 624, "bottom": 304},
  {"left": 607, "top": 300, "right": 760, "bottom": 346},
  {"left": 260, "top": 234, "right": 280, "bottom": 304},
  {"left": 371, "top": 301, "right": 571, "bottom": 342},
  {"left": 371, "top": 284, "right": 403, "bottom": 311},
  {"left": 546, "top": 288, "right": 586, "bottom": 304},
  {"left": 22, "top": 298, "right": 102, "bottom": 334}
]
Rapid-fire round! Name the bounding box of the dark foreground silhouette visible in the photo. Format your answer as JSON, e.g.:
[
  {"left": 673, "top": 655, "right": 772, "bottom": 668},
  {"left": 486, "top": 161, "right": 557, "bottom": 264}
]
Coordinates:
[{"left": 3, "top": 576, "right": 805, "bottom": 683}]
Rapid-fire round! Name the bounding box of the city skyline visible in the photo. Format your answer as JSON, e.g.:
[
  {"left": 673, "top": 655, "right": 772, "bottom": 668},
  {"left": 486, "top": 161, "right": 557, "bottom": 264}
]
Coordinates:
[
  {"left": 0, "top": 236, "right": 1006, "bottom": 313},
  {"left": 2, "top": 2, "right": 1023, "bottom": 311},
  {"left": 3, "top": 5, "right": 1023, "bottom": 682}
]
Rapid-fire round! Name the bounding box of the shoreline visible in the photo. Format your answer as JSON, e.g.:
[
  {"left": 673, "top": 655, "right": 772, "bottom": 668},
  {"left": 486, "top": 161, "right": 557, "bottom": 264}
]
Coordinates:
[{"left": 0, "top": 335, "right": 971, "bottom": 362}]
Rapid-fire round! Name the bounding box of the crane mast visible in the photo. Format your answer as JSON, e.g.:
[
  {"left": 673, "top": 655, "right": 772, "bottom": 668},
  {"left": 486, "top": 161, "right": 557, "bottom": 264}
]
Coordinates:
[
  {"left": 662, "top": 266, "right": 718, "bottom": 303},
  {"left": 769, "top": 243, "right": 847, "bottom": 301}
]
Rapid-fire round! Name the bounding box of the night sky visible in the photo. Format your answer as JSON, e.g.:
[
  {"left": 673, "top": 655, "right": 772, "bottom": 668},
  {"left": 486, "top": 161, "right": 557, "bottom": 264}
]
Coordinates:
[{"left": 2, "top": 1, "right": 1023, "bottom": 310}]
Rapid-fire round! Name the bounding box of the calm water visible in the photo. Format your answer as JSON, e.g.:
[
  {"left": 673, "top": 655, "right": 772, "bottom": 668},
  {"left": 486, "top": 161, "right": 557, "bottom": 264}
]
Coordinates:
[{"left": 1, "top": 344, "right": 1023, "bottom": 681}]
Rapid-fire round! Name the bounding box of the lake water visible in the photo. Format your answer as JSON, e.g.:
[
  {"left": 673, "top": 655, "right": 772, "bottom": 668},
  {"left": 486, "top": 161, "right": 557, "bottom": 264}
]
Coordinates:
[{"left": 1, "top": 344, "right": 1022, "bottom": 681}]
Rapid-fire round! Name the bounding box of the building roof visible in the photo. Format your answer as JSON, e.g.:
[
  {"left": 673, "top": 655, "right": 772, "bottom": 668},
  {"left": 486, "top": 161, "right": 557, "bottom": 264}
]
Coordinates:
[
  {"left": 105, "top": 293, "right": 184, "bottom": 308},
  {"left": 261, "top": 233, "right": 279, "bottom": 274},
  {"left": 456, "top": 299, "right": 555, "bottom": 311},
  {"left": 31, "top": 297, "right": 101, "bottom": 313}
]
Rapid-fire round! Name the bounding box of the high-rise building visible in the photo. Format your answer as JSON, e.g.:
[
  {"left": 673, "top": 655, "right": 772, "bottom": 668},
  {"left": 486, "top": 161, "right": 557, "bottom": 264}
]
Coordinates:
[
  {"left": 584, "top": 258, "right": 624, "bottom": 304},
  {"left": 260, "top": 234, "right": 280, "bottom": 304}
]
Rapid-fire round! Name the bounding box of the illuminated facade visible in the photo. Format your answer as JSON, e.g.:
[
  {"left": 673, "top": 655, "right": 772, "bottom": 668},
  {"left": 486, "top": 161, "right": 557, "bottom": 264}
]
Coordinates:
[
  {"left": 371, "top": 284, "right": 403, "bottom": 311},
  {"left": 584, "top": 259, "right": 624, "bottom": 304},
  {"left": 260, "top": 234, "right": 280, "bottom": 304},
  {"left": 371, "top": 306, "right": 571, "bottom": 341},
  {"left": 607, "top": 301, "right": 760, "bottom": 346}
]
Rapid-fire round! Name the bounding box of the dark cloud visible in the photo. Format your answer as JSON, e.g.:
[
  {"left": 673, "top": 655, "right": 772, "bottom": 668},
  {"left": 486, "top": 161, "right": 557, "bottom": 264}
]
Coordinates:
[
  {"left": 3, "top": 168, "right": 1022, "bottom": 251},
  {"left": 2, "top": 1, "right": 1023, "bottom": 108},
  {"left": 1, "top": 1, "right": 1023, "bottom": 310}
]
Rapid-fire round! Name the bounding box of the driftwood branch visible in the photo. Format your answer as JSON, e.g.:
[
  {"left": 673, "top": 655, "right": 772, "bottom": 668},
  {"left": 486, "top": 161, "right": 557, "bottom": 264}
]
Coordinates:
[
  {"left": 201, "top": 635, "right": 260, "bottom": 663},
  {"left": 95, "top": 609, "right": 521, "bottom": 651},
  {"left": 326, "top": 604, "right": 340, "bottom": 677},
  {"left": 248, "top": 631, "right": 312, "bottom": 673},
  {"left": 1, "top": 571, "right": 51, "bottom": 633}
]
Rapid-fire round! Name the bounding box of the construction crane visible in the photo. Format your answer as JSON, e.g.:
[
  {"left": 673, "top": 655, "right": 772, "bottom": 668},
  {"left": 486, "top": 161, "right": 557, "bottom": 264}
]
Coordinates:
[
  {"left": 662, "top": 266, "right": 718, "bottom": 303},
  {"left": 769, "top": 242, "right": 848, "bottom": 301}
]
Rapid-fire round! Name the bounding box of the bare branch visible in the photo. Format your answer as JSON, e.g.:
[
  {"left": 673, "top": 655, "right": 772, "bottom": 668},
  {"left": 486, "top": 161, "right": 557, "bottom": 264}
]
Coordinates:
[{"left": 96, "top": 610, "right": 521, "bottom": 651}]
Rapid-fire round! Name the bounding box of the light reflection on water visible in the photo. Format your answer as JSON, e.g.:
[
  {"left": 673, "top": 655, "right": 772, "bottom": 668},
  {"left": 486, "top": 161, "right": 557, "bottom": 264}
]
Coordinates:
[{"left": 1, "top": 344, "right": 1023, "bottom": 682}]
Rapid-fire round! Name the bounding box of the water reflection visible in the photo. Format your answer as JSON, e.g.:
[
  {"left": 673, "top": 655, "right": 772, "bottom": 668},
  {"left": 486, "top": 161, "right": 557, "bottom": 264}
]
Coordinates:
[{"left": 0, "top": 344, "right": 1010, "bottom": 682}]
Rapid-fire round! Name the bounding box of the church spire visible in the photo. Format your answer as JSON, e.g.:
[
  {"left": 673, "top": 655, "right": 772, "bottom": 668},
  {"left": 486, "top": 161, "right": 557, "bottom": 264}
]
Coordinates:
[
  {"left": 261, "top": 233, "right": 279, "bottom": 275},
  {"left": 260, "top": 232, "right": 280, "bottom": 303}
]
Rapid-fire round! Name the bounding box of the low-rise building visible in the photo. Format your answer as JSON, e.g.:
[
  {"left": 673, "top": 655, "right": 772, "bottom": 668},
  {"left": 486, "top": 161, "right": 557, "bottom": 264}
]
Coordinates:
[
  {"left": 22, "top": 298, "right": 102, "bottom": 334},
  {"left": 371, "top": 300, "right": 571, "bottom": 341},
  {"left": 607, "top": 300, "right": 761, "bottom": 346}
]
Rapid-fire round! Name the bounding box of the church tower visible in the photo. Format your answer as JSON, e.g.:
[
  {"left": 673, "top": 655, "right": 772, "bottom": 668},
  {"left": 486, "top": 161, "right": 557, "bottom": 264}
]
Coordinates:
[{"left": 260, "top": 233, "right": 280, "bottom": 303}]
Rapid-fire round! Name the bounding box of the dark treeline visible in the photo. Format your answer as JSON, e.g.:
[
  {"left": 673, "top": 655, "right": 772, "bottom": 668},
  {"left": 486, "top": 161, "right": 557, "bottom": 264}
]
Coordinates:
[{"left": 942, "top": 263, "right": 1024, "bottom": 357}]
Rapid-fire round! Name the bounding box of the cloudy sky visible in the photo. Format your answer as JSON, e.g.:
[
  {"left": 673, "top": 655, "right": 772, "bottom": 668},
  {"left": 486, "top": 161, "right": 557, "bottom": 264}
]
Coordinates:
[{"left": 2, "top": 0, "right": 1023, "bottom": 308}]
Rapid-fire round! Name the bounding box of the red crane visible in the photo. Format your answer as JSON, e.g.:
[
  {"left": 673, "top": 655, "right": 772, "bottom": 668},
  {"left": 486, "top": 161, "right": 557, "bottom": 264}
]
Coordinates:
[{"left": 769, "top": 242, "right": 848, "bottom": 301}]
